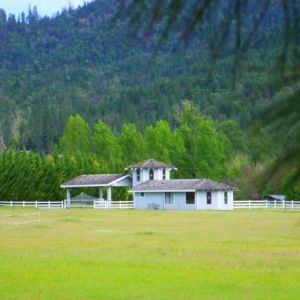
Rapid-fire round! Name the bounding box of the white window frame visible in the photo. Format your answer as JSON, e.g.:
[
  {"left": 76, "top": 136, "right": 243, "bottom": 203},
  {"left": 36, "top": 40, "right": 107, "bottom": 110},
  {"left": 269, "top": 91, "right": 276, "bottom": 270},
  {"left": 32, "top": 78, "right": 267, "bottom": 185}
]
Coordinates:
[{"left": 164, "top": 192, "right": 175, "bottom": 205}]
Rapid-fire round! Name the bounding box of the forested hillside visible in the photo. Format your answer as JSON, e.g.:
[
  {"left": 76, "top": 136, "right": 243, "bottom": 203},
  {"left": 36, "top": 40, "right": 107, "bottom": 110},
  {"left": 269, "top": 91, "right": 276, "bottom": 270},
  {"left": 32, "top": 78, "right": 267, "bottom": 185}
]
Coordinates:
[
  {"left": 0, "top": 0, "right": 284, "bottom": 150},
  {"left": 0, "top": 0, "right": 298, "bottom": 199}
]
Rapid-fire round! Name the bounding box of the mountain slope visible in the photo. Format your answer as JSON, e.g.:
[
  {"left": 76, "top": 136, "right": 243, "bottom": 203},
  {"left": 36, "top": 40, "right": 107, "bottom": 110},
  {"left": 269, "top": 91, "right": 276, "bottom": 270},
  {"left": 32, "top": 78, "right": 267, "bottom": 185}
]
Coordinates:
[{"left": 0, "top": 0, "right": 283, "bottom": 151}]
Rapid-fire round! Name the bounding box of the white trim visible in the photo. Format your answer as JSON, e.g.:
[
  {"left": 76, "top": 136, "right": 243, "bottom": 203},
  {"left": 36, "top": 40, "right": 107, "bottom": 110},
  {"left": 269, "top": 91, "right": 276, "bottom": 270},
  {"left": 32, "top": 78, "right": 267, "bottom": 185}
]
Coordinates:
[{"left": 61, "top": 184, "right": 110, "bottom": 188}]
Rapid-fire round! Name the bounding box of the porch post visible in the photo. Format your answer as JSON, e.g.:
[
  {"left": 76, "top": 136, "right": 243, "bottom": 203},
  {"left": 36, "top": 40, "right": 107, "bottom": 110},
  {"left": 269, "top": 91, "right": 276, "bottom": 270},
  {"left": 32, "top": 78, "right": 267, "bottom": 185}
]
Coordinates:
[
  {"left": 98, "top": 187, "right": 103, "bottom": 201},
  {"left": 107, "top": 186, "right": 112, "bottom": 208},
  {"left": 66, "top": 188, "right": 71, "bottom": 208}
]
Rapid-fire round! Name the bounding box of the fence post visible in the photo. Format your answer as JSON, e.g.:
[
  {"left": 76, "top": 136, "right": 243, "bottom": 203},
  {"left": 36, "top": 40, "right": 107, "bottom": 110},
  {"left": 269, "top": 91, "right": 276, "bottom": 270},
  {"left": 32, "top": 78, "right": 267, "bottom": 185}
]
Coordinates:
[
  {"left": 292, "top": 200, "right": 294, "bottom": 209},
  {"left": 35, "top": 201, "right": 38, "bottom": 208},
  {"left": 248, "top": 200, "right": 251, "bottom": 209},
  {"left": 48, "top": 201, "right": 50, "bottom": 209},
  {"left": 265, "top": 200, "right": 268, "bottom": 208},
  {"left": 10, "top": 201, "right": 13, "bottom": 207},
  {"left": 23, "top": 201, "right": 25, "bottom": 207},
  {"left": 274, "top": 200, "right": 276, "bottom": 209}
]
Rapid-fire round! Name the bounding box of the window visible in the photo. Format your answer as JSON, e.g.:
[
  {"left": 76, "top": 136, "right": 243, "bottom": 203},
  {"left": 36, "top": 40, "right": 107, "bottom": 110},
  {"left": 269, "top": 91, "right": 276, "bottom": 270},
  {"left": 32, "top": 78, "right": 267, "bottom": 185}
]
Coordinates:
[
  {"left": 149, "top": 168, "right": 154, "bottom": 180},
  {"left": 224, "top": 192, "right": 228, "bottom": 204},
  {"left": 165, "top": 192, "right": 175, "bottom": 205},
  {"left": 136, "top": 168, "right": 140, "bottom": 181},
  {"left": 186, "top": 192, "right": 195, "bottom": 204},
  {"left": 207, "top": 192, "right": 212, "bottom": 204},
  {"left": 163, "top": 168, "right": 166, "bottom": 180},
  {"left": 140, "top": 192, "right": 144, "bottom": 198}
]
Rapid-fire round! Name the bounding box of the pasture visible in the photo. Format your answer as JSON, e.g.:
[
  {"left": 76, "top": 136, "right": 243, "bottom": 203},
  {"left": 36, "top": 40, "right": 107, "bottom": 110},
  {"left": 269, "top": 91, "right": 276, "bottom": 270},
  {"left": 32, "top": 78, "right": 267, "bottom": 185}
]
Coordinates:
[{"left": 0, "top": 208, "right": 299, "bottom": 299}]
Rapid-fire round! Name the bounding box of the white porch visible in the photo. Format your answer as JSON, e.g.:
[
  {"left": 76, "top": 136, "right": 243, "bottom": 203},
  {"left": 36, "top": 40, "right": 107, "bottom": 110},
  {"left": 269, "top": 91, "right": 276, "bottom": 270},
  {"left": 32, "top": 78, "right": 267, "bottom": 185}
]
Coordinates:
[{"left": 61, "top": 174, "right": 133, "bottom": 208}]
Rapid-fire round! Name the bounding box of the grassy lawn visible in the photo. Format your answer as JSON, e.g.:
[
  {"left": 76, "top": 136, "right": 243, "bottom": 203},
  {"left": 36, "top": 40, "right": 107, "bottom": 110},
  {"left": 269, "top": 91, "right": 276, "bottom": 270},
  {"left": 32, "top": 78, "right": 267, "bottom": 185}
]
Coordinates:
[{"left": 0, "top": 208, "right": 299, "bottom": 299}]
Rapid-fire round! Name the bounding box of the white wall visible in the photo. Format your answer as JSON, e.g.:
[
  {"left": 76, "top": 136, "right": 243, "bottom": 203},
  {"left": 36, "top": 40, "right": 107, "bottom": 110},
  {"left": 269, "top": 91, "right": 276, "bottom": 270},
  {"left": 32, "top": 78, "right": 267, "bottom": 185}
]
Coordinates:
[
  {"left": 134, "top": 190, "right": 234, "bottom": 210},
  {"left": 132, "top": 168, "right": 171, "bottom": 186},
  {"left": 134, "top": 192, "right": 164, "bottom": 209},
  {"left": 197, "top": 191, "right": 234, "bottom": 210},
  {"left": 134, "top": 192, "right": 196, "bottom": 210}
]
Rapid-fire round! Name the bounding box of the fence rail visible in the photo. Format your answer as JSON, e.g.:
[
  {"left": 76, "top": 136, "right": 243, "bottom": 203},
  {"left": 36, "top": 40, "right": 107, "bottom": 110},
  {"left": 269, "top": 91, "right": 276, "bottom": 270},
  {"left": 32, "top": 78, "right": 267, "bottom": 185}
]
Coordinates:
[
  {"left": 1, "top": 200, "right": 299, "bottom": 210},
  {"left": 0, "top": 201, "right": 64, "bottom": 209},
  {"left": 234, "top": 200, "right": 300, "bottom": 209},
  {"left": 94, "top": 200, "right": 134, "bottom": 209}
]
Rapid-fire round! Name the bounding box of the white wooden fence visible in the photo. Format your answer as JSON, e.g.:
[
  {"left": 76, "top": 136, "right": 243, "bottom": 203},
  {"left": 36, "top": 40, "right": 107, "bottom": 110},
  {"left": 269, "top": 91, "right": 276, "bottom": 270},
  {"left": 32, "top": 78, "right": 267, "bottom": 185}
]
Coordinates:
[
  {"left": 0, "top": 200, "right": 64, "bottom": 209},
  {"left": 94, "top": 200, "right": 134, "bottom": 209},
  {"left": 234, "top": 200, "right": 300, "bottom": 209},
  {"left": 1, "top": 200, "right": 299, "bottom": 210}
]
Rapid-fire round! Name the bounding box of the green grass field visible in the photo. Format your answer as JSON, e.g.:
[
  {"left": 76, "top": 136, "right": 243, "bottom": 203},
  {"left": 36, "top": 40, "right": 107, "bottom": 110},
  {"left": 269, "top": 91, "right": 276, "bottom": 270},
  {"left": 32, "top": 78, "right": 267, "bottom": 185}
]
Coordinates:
[{"left": 0, "top": 208, "right": 299, "bottom": 300}]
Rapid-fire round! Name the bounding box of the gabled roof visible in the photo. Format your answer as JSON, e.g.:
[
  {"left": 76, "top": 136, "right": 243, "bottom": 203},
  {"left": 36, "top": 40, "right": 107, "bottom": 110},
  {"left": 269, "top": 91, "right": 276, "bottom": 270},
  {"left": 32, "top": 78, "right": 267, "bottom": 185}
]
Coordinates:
[
  {"left": 126, "top": 159, "right": 176, "bottom": 169},
  {"left": 131, "top": 179, "right": 236, "bottom": 192},
  {"left": 61, "top": 174, "right": 130, "bottom": 188}
]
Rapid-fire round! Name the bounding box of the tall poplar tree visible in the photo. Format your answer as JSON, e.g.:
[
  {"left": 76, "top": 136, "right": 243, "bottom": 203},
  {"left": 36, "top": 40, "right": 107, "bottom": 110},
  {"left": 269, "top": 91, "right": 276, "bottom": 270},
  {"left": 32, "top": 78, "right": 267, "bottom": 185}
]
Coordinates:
[
  {"left": 118, "top": 123, "right": 147, "bottom": 166},
  {"left": 59, "top": 114, "right": 91, "bottom": 155}
]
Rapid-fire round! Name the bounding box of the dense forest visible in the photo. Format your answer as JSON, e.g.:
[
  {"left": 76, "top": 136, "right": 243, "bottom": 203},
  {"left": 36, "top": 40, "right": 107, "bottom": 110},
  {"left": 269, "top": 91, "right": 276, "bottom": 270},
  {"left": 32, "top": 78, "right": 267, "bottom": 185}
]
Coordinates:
[{"left": 0, "top": 0, "right": 299, "bottom": 199}]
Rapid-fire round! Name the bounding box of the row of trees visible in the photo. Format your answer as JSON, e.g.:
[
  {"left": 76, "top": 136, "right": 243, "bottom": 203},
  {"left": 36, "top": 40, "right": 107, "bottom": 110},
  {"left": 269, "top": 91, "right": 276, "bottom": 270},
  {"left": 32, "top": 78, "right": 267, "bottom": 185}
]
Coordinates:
[
  {"left": 58, "top": 104, "right": 230, "bottom": 179},
  {"left": 0, "top": 104, "right": 298, "bottom": 201},
  {"left": 0, "top": 104, "right": 233, "bottom": 200}
]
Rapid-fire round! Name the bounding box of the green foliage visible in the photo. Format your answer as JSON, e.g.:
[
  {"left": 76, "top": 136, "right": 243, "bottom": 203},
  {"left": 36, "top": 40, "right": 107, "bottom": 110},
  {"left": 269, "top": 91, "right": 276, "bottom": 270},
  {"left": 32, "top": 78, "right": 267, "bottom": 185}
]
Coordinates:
[
  {"left": 0, "top": 1, "right": 297, "bottom": 197},
  {"left": 177, "top": 103, "right": 227, "bottom": 180},
  {"left": 0, "top": 149, "right": 101, "bottom": 200},
  {"left": 92, "top": 120, "right": 122, "bottom": 171},
  {"left": 0, "top": 106, "right": 245, "bottom": 200},
  {"left": 118, "top": 123, "right": 147, "bottom": 165},
  {"left": 59, "top": 114, "right": 91, "bottom": 155},
  {"left": 0, "top": 0, "right": 286, "bottom": 156}
]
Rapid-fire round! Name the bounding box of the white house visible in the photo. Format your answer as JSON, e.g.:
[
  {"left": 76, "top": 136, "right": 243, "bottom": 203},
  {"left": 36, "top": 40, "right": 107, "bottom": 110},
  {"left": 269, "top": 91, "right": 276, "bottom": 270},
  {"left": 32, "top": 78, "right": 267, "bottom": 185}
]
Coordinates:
[
  {"left": 61, "top": 159, "right": 236, "bottom": 210},
  {"left": 127, "top": 159, "right": 236, "bottom": 210}
]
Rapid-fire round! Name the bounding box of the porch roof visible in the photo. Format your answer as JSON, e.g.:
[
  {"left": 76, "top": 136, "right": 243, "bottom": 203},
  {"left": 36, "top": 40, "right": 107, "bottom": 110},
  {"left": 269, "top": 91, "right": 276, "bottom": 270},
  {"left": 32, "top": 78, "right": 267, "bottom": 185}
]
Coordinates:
[{"left": 61, "top": 174, "right": 131, "bottom": 188}]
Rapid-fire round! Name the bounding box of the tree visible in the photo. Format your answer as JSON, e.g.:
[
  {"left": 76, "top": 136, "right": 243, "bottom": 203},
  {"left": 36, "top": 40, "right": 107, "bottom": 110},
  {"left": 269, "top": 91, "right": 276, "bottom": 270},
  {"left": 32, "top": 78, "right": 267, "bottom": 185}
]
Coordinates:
[
  {"left": 59, "top": 114, "right": 91, "bottom": 155},
  {"left": 177, "top": 102, "right": 226, "bottom": 180},
  {"left": 92, "top": 120, "right": 121, "bottom": 171},
  {"left": 145, "top": 120, "right": 173, "bottom": 162},
  {"left": 118, "top": 123, "right": 147, "bottom": 165}
]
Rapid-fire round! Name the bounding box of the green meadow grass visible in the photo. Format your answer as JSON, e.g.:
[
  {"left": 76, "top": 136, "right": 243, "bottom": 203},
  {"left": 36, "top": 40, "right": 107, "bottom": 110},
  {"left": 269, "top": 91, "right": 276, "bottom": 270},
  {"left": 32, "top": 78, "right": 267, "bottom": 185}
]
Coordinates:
[{"left": 0, "top": 208, "right": 299, "bottom": 299}]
